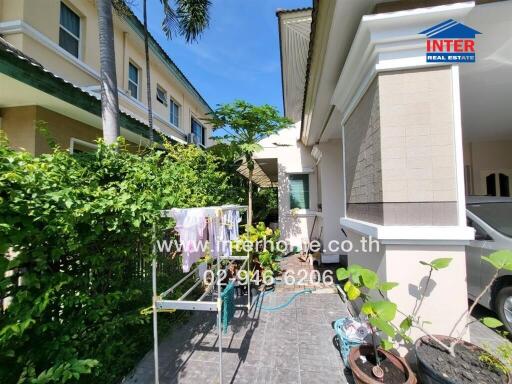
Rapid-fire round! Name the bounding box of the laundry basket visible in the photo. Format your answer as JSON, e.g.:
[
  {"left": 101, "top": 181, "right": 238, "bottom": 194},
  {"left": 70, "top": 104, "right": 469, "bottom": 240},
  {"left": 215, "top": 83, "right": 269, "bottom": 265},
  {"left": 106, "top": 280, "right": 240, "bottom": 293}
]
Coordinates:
[{"left": 334, "top": 317, "right": 367, "bottom": 367}]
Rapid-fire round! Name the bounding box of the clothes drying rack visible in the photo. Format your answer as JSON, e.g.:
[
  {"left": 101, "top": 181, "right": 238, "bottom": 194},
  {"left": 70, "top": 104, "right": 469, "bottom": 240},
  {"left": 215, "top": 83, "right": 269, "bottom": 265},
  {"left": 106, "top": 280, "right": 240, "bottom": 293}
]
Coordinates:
[{"left": 151, "top": 205, "right": 250, "bottom": 384}]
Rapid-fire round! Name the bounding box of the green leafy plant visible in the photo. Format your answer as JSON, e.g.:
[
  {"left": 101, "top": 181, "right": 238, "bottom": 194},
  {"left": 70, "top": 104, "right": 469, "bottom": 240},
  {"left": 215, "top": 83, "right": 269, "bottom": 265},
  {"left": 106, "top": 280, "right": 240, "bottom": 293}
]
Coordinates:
[
  {"left": 480, "top": 338, "right": 512, "bottom": 375},
  {"left": 0, "top": 136, "right": 241, "bottom": 383},
  {"left": 207, "top": 100, "right": 292, "bottom": 227},
  {"left": 401, "top": 251, "right": 512, "bottom": 357},
  {"left": 336, "top": 265, "right": 405, "bottom": 368}
]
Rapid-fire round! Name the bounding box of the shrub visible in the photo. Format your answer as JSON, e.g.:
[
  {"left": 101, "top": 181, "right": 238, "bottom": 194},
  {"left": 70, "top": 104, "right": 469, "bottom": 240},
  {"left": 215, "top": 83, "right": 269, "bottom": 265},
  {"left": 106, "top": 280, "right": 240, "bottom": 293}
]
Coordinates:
[{"left": 0, "top": 138, "right": 238, "bottom": 383}]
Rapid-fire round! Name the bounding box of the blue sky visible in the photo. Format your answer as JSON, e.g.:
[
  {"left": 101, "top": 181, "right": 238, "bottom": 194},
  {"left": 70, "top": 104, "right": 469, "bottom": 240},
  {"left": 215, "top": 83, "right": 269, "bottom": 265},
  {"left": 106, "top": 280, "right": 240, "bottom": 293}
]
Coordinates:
[{"left": 130, "top": 0, "right": 311, "bottom": 114}]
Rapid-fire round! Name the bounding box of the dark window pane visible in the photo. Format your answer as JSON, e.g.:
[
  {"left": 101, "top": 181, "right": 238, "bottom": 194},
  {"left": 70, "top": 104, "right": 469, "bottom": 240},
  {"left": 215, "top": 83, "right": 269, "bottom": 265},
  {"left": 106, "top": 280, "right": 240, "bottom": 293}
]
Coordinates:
[
  {"left": 289, "top": 174, "right": 310, "bottom": 209},
  {"left": 59, "top": 28, "right": 79, "bottom": 57},
  {"left": 129, "top": 63, "right": 138, "bottom": 84},
  {"left": 486, "top": 173, "right": 496, "bottom": 196},
  {"left": 128, "top": 82, "right": 138, "bottom": 99},
  {"left": 170, "top": 100, "right": 180, "bottom": 127},
  {"left": 156, "top": 86, "right": 167, "bottom": 105},
  {"left": 60, "top": 3, "right": 80, "bottom": 37},
  {"left": 500, "top": 173, "right": 510, "bottom": 197},
  {"left": 192, "top": 118, "right": 203, "bottom": 144}
]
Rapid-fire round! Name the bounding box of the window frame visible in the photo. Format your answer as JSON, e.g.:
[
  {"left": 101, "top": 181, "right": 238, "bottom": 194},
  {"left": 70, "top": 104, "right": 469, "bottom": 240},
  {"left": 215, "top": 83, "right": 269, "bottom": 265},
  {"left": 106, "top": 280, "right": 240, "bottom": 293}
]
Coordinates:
[
  {"left": 59, "top": 2, "right": 81, "bottom": 58},
  {"left": 69, "top": 138, "right": 97, "bottom": 154},
  {"left": 128, "top": 61, "right": 140, "bottom": 100},
  {"left": 289, "top": 173, "right": 311, "bottom": 210},
  {"left": 156, "top": 84, "right": 168, "bottom": 106},
  {"left": 169, "top": 98, "right": 181, "bottom": 128}
]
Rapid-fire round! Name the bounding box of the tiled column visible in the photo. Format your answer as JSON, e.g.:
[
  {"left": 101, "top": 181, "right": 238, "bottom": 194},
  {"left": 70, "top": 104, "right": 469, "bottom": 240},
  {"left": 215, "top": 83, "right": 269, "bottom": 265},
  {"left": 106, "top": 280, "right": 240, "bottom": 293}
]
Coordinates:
[{"left": 341, "top": 66, "right": 471, "bottom": 344}]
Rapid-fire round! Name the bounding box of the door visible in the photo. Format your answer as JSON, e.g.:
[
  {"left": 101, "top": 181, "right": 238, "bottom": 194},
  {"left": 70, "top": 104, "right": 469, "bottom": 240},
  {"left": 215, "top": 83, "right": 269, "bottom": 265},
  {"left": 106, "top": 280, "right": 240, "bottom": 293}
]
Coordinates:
[{"left": 481, "top": 170, "right": 512, "bottom": 197}]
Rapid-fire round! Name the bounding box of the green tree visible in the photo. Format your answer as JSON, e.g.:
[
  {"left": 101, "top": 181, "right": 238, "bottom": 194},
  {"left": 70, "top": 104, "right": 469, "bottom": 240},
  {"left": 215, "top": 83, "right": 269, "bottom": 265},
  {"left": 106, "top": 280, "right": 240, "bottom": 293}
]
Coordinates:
[
  {"left": 207, "top": 100, "right": 292, "bottom": 226},
  {"left": 0, "top": 138, "right": 235, "bottom": 383}
]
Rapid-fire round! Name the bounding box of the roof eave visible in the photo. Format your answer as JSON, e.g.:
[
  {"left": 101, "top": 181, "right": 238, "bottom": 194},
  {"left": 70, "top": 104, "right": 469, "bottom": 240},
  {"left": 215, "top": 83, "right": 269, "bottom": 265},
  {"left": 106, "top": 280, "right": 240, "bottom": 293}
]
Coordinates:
[{"left": 300, "top": 0, "right": 319, "bottom": 142}]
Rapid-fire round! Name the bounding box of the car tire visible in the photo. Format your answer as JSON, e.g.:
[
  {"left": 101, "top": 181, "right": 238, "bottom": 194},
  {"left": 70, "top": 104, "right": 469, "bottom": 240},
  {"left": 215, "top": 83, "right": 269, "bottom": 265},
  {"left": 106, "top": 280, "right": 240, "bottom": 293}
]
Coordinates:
[{"left": 495, "top": 286, "right": 512, "bottom": 333}]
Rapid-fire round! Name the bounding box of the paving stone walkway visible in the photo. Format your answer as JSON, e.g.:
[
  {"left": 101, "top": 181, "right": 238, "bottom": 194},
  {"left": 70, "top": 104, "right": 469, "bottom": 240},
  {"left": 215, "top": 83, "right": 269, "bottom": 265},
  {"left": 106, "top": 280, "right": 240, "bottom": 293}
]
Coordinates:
[
  {"left": 123, "top": 253, "right": 509, "bottom": 384},
  {"left": 123, "top": 290, "right": 351, "bottom": 384}
]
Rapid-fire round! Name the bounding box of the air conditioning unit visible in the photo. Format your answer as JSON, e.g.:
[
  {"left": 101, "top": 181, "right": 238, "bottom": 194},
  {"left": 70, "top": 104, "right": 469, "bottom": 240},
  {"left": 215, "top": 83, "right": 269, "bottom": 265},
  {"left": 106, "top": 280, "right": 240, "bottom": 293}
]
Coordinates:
[{"left": 186, "top": 133, "right": 197, "bottom": 145}]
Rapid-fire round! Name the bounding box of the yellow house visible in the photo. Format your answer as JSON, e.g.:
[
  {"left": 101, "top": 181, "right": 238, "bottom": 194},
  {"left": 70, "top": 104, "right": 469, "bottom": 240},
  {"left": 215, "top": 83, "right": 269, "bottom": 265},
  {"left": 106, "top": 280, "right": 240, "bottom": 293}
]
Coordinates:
[{"left": 0, "top": 0, "right": 214, "bottom": 154}]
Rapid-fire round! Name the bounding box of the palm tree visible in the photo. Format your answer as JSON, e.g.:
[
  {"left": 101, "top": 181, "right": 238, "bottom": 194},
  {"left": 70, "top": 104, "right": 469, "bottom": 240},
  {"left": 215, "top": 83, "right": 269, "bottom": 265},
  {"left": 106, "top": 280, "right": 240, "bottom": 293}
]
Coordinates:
[
  {"left": 207, "top": 101, "right": 292, "bottom": 227},
  {"left": 96, "top": 0, "right": 211, "bottom": 145},
  {"left": 143, "top": 0, "right": 211, "bottom": 143},
  {"left": 96, "top": 0, "right": 120, "bottom": 144}
]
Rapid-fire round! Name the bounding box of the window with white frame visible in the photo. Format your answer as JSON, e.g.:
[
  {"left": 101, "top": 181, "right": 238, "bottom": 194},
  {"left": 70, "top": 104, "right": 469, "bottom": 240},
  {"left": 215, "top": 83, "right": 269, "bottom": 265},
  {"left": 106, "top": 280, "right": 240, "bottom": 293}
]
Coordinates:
[
  {"left": 289, "top": 174, "right": 310, "bottom": 210},
  {"left": 59, "top": 2, "right": 80, "bottom": 58},
  {"left": 191, "top": 118, "right": 205, "bottom": 146},
  {"left": 170, "top": 98, "right": 180, "bottom": 128},
  {"left": 128, "top": 62, "right": 139, "bottom": 99},
  {"left": 156, "top": 85, "right": 167, "bottom": 106},
  {"left": 69, "top": 138, "right": 97, "bottom": 154}
]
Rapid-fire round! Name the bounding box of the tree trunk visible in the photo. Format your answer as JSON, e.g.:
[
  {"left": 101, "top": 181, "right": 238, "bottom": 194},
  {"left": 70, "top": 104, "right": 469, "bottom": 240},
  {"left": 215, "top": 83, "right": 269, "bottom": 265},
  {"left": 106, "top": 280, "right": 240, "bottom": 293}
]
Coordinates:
[
  {"left": 247, "top": 163, "right": 253, "bottom": 228},
  {"left": 143, "top": 0, "right": 154, "bottom": 143},
  {"left": 96, "top": 0, "right": 120, "bottom": 144}
]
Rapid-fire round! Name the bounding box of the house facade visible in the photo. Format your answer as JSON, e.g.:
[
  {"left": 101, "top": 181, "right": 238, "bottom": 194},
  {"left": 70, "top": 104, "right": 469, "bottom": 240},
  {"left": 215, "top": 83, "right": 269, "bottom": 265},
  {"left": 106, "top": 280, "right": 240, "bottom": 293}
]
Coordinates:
[
  {"left": 0, "top": 0, "right": 213, "bottom": 154},
  {"left": 258, "top": 0, "right": 512, "bottom": 341}
]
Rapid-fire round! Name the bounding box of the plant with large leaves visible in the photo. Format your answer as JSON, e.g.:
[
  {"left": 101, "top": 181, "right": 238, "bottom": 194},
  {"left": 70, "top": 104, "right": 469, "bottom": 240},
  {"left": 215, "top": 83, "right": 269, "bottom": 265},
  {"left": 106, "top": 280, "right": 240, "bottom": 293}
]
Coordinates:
[
  {"left": 336, "top": 265, "right": 405, "bottom": 376},
  {"left": 400, "top": 251, "right": 512, "bottom": 357},
  {"left": 207, "top": 100, "right": 292, "bottom": 227}
]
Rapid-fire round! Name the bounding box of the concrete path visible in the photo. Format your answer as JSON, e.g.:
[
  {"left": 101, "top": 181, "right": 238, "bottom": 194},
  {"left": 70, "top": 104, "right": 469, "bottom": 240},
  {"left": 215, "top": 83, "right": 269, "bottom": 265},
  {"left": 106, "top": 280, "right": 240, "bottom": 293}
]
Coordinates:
[{"left": 123, "top": 290, "right": 352, "bottom": 384}]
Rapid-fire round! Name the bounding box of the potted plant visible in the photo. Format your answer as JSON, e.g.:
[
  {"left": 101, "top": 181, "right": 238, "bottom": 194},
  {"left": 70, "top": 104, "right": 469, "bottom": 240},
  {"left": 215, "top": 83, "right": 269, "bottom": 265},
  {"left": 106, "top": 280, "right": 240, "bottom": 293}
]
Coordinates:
[
  {"left": 399, "top": 251, "right": 512, "bottom": 384},
  {"left": 337, "top": 265, "right": 417, "bottom": 384}
]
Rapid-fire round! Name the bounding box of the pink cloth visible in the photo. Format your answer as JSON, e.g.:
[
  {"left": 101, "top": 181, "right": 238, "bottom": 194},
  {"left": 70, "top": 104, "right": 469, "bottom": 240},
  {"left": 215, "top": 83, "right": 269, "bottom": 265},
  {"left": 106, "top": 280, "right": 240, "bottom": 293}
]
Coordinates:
[{"left": 170, "top": 207, "right": 215, "bottom": 272}]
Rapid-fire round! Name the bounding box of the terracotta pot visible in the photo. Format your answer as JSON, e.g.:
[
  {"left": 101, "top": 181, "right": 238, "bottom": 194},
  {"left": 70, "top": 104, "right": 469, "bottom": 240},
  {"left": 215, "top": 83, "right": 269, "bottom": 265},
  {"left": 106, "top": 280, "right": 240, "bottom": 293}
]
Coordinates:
[
  {"left": 415, "top": 335, "right": 512, "bottom": 384},
  {"left": 348, "top": 344, "right": 417, "bottom": 384}
]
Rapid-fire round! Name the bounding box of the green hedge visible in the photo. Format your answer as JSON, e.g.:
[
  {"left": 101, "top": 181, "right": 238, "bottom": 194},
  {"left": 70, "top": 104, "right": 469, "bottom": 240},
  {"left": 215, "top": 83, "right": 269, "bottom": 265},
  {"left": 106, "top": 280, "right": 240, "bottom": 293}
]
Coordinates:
[{"left": 0, "top": 138, "right": 242, "bottom": 383}]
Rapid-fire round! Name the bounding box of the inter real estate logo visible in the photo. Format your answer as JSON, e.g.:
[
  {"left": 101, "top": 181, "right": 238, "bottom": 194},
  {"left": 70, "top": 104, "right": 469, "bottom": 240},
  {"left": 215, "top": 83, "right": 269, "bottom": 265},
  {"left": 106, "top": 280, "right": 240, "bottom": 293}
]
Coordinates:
[{"left": 420, "top": 19, "right": 481, "bottom": 63}]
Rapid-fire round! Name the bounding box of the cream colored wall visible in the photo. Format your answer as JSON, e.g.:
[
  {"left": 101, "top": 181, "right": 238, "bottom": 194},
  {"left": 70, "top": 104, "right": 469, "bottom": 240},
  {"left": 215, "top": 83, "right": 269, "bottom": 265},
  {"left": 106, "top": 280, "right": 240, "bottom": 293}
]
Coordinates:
[
  {"left": 343, "top": 67, "right": 459, "bottom": 225},
  {"left": 385, "top": 245, "right": 469, "bottom": 344},
  {"left": 463, "top": 140, "right": 512, "bottom": 195},
  {"left": 0, "top": 0, "right": 24, "bottom": 20},
  {"left": 1, "top": 0, "right": 212, "bottom": 144},
  {"left": 255, "top": 123, "right": 319, "bottom": 248},
  {"left": 34, "top": 105, "right": 103, "bottom": 154},
  {"left": 346, "top": 228, "right": 469, "bottom": 352},
  {"left": 0, "top": 105, "right": 140, "bottom": 155},
  {"left": 379, "top": 67, "right": 457, "bottom": 203},
  {"left": 0, "top": 106, "right": 37, "bottom": 153},
  {"left": 317, "top": 139, "right": 345, "bottom": 252}
]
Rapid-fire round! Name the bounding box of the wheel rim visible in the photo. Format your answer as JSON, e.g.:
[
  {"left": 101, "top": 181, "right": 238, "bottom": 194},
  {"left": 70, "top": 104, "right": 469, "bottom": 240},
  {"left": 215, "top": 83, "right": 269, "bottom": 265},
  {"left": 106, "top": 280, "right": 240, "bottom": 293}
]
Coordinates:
[{"left": 504, "top": 297, "right": 512, "bottom": 324}]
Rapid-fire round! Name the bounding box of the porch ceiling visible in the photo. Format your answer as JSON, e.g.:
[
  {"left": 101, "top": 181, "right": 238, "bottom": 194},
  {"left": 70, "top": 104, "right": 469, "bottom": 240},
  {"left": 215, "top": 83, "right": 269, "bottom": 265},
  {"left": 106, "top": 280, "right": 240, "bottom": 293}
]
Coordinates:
[{"left": 460, "top": 1, "right": 512, "bottom": 142}]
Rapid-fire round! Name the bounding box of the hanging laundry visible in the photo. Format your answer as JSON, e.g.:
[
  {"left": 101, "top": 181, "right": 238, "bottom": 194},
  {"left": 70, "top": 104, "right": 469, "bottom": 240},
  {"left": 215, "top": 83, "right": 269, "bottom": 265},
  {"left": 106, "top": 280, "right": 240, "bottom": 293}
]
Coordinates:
[
  {"left": 219, "top": 209, "right": 241, "bottom": 257},
  {"left": 208, "top": 209, "right": 223, "bottom": 258},
  {"left": 221, "top": 281, "right": 236, "bottom": 333},
  {"left": 170, "top": 207, "right": 215, "bottom": 272}
]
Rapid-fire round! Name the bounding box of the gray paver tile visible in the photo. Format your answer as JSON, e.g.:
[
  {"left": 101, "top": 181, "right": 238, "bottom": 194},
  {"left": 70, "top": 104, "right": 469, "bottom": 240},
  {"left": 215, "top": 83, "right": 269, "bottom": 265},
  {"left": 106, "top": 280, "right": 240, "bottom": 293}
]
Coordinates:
[{"left": 123, "top": 254, "right": 359, "bottom": 384}]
